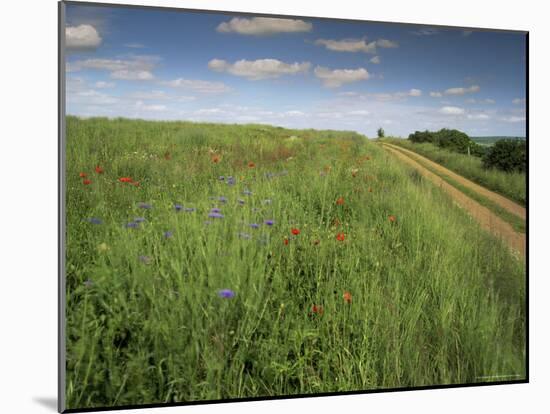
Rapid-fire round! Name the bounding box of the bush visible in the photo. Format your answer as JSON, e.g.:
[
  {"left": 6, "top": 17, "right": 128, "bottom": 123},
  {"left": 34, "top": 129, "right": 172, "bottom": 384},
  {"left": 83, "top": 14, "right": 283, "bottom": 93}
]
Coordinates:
[
  {"left": 483, "top": 140, "right": 526, "bottom": 173},
  {"left": 434, "top": 128, "right": 472, "bottom": 153},
  {"left": 377, "top": 127, "right": 385, "bottom": 138},
  {"left": 409, "top": 130, "right": 436, "bottom": 143}
]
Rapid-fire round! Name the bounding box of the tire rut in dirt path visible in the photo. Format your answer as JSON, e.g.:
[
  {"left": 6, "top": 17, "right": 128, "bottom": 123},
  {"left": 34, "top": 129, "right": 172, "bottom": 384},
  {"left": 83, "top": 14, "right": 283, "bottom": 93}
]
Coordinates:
[
  {"left": 382, "top": 144, "right": 525, "bottom": 260},
  {"left": 383, "top": 143, "right": 526, "bottom": 220}
]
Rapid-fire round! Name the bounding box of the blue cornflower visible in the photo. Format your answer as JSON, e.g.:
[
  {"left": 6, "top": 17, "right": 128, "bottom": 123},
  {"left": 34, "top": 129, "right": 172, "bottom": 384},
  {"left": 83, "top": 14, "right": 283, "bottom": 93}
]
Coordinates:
[
  {"left": 174, "top": 204, "right": 183, "bottom": 212},
  {"left": 86, "top": 217, "right": 102, "bottom": 225},
  {"left": 138, "top": 202, "right": 152, "bottom": 209},
  {"left": 264, "top": 219, "right": 275, "bottom": 226},
  {"left": 126, "top": 221, "right": 139, "bottom": 228},
  {"left": 227, "top": 176, "right": 235, "bottom": 185},
  {"left": 138, "top": 255, "right": 151, "bottom": 264},
  {"left": 163, "top": 230, "right": 174, "bottom": 238},
  {"left": 218, "top": 196, "right": 228, "bottom": 203},
  {"left": 134, "top": 217, "right": 146, "bottom": 223},
  {"left": 249, "top": 223, "right": 260, "bottom": 229},
  {"left": 218, "top": 289, "right": 236, "bottom": 299},
  {"left": 208, "top": 212, "right": 224, "bottom": 219}
]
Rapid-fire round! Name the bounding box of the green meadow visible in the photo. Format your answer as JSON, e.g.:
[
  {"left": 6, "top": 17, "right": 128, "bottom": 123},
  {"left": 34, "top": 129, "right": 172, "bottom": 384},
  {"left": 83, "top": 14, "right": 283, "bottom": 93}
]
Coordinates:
[{"left": 65, "top": 116, "right": 526, "bottom": 410}]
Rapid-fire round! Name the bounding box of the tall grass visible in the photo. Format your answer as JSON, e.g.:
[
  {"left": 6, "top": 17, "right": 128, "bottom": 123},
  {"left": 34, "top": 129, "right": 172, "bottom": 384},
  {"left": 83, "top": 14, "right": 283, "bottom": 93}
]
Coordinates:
[
  {"left": 65, "top": 116, "right": 526, "bottom": 410},
  {"left": 380, "top": 138, "right": 526, "bottom": 205}
]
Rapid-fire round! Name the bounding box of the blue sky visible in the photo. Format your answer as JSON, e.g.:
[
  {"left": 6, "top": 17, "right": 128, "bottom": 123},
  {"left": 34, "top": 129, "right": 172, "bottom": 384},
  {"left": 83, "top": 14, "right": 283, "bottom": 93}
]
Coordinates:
[{"left": 65, "top": 3, "right": 527, "bottom": 137}]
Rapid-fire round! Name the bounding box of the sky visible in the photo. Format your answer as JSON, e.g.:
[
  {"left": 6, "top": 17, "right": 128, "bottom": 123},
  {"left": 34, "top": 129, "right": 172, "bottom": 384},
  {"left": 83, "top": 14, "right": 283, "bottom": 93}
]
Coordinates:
[{"left": 64, "top": 3, "right": 527, "bottom": 137}]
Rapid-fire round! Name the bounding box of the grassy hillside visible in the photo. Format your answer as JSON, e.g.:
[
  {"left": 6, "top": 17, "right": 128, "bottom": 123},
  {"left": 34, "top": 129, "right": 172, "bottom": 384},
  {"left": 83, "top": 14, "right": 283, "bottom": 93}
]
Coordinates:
[
  {"left": 380, "top": 138, "right": 526, "bottom": 205},
  {"left": 471, "top": 136, "right": 526, "bottom": 146},
  {"left": 65, "top": 116, "right": 525, "bottom": 410}
]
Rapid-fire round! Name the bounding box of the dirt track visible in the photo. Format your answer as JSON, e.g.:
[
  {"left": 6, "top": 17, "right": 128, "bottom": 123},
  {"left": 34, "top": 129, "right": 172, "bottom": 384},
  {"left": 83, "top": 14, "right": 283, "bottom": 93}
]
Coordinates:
[
  {"left": 383, "top": 143, "right": 526, "bottom": 220},
  {"left": 382, "top": 144, "right": 525, "bottom": 260}
]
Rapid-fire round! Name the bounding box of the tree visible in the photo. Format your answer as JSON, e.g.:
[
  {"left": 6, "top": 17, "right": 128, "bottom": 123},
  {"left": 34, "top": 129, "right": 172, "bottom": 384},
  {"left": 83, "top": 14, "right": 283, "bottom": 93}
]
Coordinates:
[
  {"left": 483, "top": 139, "right": 526, "bottom": 173},
  {"left": 408, "top": 130, "right": 436, "bottom": 143},
  {"left": 377, "top": 127, "right": 385, "bottom": 138},
  {"left": 434, "top": 128, "right": 472, "bottom": 153}
]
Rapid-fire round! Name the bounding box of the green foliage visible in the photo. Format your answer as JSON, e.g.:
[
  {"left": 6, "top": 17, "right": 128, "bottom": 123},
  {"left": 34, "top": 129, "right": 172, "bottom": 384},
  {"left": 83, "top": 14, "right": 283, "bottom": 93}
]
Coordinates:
[
  {"left": 408, "top": 128, "right": 487, "bottom": 156},
  {"left": 408, "top": 130, "right": 436, "bottom": 144},
  {"left": 65, "top": 117, "right": 525, "bottom": 409},
  {"left": 483, "top": 139, "right": 527, "bottom": 173},
  {"left": 377, "top": 127, "right": 385, "bottom": 138}
]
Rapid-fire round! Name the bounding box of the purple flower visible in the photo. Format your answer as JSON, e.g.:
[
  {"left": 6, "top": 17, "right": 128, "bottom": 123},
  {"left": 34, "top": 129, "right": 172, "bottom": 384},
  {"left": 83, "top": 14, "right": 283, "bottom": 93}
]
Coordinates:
[
  {"left": 210, "top": 208, "right": 222, "bottom": 213},
  {"left": 184, "top": 207, "right": 196, "bottom": 212},
  {"left": 134, "top": 217, "right": 146, "bottom": 223},
  {"left": 218, "top": 196, "right": 228, "bottom": 203},
  {"left": 86, "top": 217, "right": 102, "bottom": 225},
  {"left": 138, "top": 202, "right": 152, "bottom": 209},
  {"left": 126, "top": 221, "right": 139, "bottom": 228},
  {"left": 174, "top": 204, "right": 183, "bottom": 212},
  {"left": 264, "top": 219, "right": 275, "bottom": 226},
  {"left": 249, "top": 223, "right": 260, "bottom": 229},
  {"left": 208, "top": 212, "right": 224, "bottom": 219},
  {"left": 218, "top": 289, "right": 236, "bottom": 299},
  {"left": 163, "top": 230, "right": 174, "bottom": 239},
  {"left": 242, "top": 189, "right": 253, "bottom": 196},
  {"left": 238, "top": 232, "right": 251, "bottom": 240},
  {"left": 139, "top": 255, "right": 151, "bottom": 264}
]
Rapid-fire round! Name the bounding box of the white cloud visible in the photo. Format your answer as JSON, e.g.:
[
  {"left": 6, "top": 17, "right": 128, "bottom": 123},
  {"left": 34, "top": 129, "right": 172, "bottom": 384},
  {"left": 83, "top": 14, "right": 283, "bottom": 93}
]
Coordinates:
[
  {"left": 370, "top": 56, "right": 381, "bottom": 64},
  {"left": 163, "top": 78, "right": 232, "bottom": 94},
  {"left": 467, "top": 113, "right": 490, "bottom": 120},
  {"left": 349, "top": 110, "right": 370, "bottom": 116},
  {"left": 430, "top": 91, "right": 442, "bottom": 97},
  {"left": 513, "top": 98, "right": 526, "bottom": 104},
  {"left": 94, "top": 81, "right": 115, "bottom": 88},
  {"left": 283, "top": 110, "right": 305, "bottom": 117},
  {"left": 408, "top": 88, "right": 422, "bottom": 97},
  {"left": 67, "top": 89, "right": 119, "bottom": 106},
  {"left": 66, "top": 24, "right": 102, "bottom": 52},
  {"left": 314, "top": 66, "right": 369, "bottom": 88},
  {"left": 135, "top": 101, "right": 167, "bottom": 112},
  {"left": 208, "top": 58, "right": 310, "bottom": 80},
  {"left": 444, "top": 85, "right": 480, "bottom": 95},
  {"left": 315, "top": 37, "right": 398, "bottom": 54},
  {"left": 69, "top": 56, "right": 159, "bottom": 81},
  {"left": 501, "top": 115, "right": 526, "bottom": 123},
  {"left": 216, "top": 17, "right": 312, "bottom": 35},
  {"left": 439, "top": 106, "right": 465, "bottom": 115}
]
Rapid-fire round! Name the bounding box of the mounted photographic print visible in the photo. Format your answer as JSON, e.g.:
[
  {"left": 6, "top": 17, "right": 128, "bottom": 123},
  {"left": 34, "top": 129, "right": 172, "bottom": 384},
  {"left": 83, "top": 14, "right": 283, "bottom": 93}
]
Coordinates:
[{"left": 58, "top": 1, "right": 528, "bottom": 412}]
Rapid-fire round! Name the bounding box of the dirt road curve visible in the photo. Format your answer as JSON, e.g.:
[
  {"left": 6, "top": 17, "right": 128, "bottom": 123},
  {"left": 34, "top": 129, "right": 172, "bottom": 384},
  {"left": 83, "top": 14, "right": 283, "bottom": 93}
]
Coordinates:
[
  {"left": 382, "top": 144, "right": 525, "bottom": 260},
  {"left": 383, "top": 143, "right": 526, "bottom": 220}
]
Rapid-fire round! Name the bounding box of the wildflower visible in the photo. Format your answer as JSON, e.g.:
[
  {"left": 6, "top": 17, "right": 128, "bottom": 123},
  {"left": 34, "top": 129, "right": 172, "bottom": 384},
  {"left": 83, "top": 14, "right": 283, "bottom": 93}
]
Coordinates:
[
  {"left": 218, "top": 289, "right": 235, "bottom": 299},
  {"left": 210, "top": 208, "right": 222, "bottom": 213},
  {"left": 388, "top": 215, "right": 397, "bottom": 223},
  {"left": 174, "top": 204, "right": 183, "bottom": 212},
  {"left": 134, "top": 217, "right": 146, "bottom": 223},
  {"left": 311, "top": 305, "right": 324, "bottom": 315},
  {"left": 264, "top": 220, "right": 274, "bottom": 226},
  {"left": 139, "top": 255, "right": 151, "bottom": 264},
  {"left": 336, "top": 233, "right": 345, "bottom": 241},
  {"left": 283, "top": 238, "right": 289, "bottom": 245},
  {"left": 86, "top": 217, "right": 102, "bottom": 225},
  {"left": 163, "top": 230, "right": 174, "bottom": 239},
  {"left": 249, "top": 223, "right": 260, "bottom": 229},
  {"left": 343, "top": 291, "right": 352, "bottom": 304},
  {"left": 119, "top": 177, "right": 133, "bottom": 183},
  {"left": 211, "top": 154, "right": 221, "bottom": 163},
  {"left": 248, "top": 161, "right": 256, "bottom": 168},
  {"left": 79, "top": 172, "right": 87, "bottom": 178},
  {"left": 227, "top": 176, "right": 235, "bottom": 185},
  {"left": 95, "top": 166, "right": 104, "bottom": 174},
  {"left": 83, "top": 179, "right": 92, "bottom": 185},
  {"left": 336, "top": 197, "right": 345, "bottom": 206},
  {"left": 97, "top": 242, "right": 109, "bottom": 252},
  {"left": 138, "top": 202, "right": 152, "bottom": 209},
  {"left": 126, "top": 221, "right": 139, "bottom": 228},
  {"left": 291, "top": 228, "right": 300, "bottom": 236},
  {"left": 218, "top": 196, "right": 228, "bottom": 203},
  {"left": 242, "top": 189, "right": 253, "bottom": 196},
  {"left": 209, "top": 212, "right": 224, "bottom": 219}
]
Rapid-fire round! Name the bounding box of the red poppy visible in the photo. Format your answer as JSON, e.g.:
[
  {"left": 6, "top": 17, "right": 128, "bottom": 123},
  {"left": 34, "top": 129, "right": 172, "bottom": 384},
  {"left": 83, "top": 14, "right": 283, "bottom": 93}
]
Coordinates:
[
  {"left": 343, "top": 291, "right": 352, "bottom": 304},
  {"left": 211, "top": 154, "right": 221, "bottom": 163},
  {"left": 291, "top": 228, "right": 300, "bottom": 236},
  {"left": 82, "top": 179, "right": 92, "bottom": 185},
  {"left": 388, "top": 215, "right": 397, "bottom": 223},
  {"left": 336, "top": 197, "right": 344, "bottom": 206},
  {"left": 283, "top": 238, "right": 289, "bottom": 245},
  {"left": 95, "top": 166, "right": 104, "bottom": 174},
  {"left": 336, "top": 233, "right": 345, "bottom": 241},
  {"left": 311, "top": 305, "right": 324, "bottom": 315},
  {"left": 248, "top": 161, "right": 256, "bottom": 168},
  {"left": 79, "top": 172, "right": 87, "bottom": 178},
  {"left": 119, "top": 177, "right": 133, "bottom": 183}
]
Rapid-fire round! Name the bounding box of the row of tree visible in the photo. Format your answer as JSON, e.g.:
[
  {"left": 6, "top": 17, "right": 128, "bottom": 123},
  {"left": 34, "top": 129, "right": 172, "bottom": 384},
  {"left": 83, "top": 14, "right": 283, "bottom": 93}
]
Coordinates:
[{"left": 403, "top": 128, "right": 526, "bottom": 173}]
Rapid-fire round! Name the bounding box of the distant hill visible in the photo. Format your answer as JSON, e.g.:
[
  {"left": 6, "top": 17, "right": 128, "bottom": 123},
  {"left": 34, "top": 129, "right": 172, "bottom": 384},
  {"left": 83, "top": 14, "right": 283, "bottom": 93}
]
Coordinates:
[{"left": 471, "top": 136, "right": 526, "bottom": 146}]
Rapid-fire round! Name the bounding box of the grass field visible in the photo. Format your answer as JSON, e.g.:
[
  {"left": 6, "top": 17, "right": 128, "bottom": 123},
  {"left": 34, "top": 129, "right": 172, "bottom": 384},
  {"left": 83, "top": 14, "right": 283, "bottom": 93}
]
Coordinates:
[
  {"left": 65, "top": 116, "right": 526, "bottom": 410},
  {"left": 379, "top": 138, "right": 526, "bottom": 205}
]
